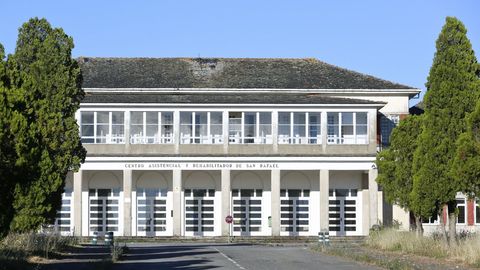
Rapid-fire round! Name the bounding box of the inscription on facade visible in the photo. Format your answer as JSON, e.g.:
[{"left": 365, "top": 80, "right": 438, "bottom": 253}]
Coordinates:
[{"left": 124, "top": 162, "right": 279, "bottom": 170}]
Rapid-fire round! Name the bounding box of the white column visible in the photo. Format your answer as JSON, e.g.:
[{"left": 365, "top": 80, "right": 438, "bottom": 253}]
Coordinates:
[
  {"left": 221, "top": 169, "right": 231, "bottom": 236},
  {"left": 319, "top": 170, "right": 329, "bottom": 232},
  {"left": 271, "top": 169, "right": 281, "bottom": 236},
  {"left": 173, "top": 169, "right": 182, "bottom": 236},
  {"left": 73, "top": 170, "right": 83, "bottom": 237},
  {"left": 321, "top": 111, "right": 328, "bottom": 151},
  {"left": 223, "top": 110, "right": 229, "bottom": 153},
  {"left": 174, "top": 110, "right": 180, "bottom": 154},
  {"left": 272, "top": 110, "right": 278, "bottom": 153},
  {"left": 123, "top": 169, "right": 133, "bottom": 236},
  {"left": 369, "top": 168, "right": 379, "bottom": 228}
]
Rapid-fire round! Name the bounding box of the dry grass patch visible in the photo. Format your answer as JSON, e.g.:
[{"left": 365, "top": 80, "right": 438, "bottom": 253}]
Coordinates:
[{"left": 367, "top": 228, "right": 480, "bottom": 267}]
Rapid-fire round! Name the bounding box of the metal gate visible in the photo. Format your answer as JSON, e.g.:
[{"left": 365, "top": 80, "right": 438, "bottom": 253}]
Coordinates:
[
  {"left": 328, "top": 189, "right": 357, "bottom": 236},
  {"left": 54, "top": 189, "right": 73, "bottom": 235},
  {"left": 89, "top": 188, "right": 120, "bottom": 236},
  {"left": 136, "top": 188, "right": 169, "bottom": 236},
  {"left": 232, "top": 189, "right": 263, "bottom": 235},
  {"left": 280, "top": 189, "right": 310, "bottom": 235},
  {"left": 185, "top": 189, "right": 215, "bottom": 236}
]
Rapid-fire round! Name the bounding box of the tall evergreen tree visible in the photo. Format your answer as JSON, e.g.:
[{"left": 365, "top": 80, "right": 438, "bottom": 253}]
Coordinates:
[
  {"left": 411, "top": 17, "right": 480, "bottom": 242},
  {"left": 0, "top": 43, "right": 16, "bottom": 237},
  {"left": 377, "top": 115, "right": 423, "bottom": 235},
  {"left": 6, "top": 18, "right": 86, "bottom": 231},
  {"left": 452, "top": 99, "right": 480, "bottom": 198}
]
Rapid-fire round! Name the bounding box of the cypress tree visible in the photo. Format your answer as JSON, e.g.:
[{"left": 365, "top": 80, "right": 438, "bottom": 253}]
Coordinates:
[
  {"left": 411, "top": 17, "right": 480, "bottom": 243},
  {"left": 377, "top": 115, "right": 423, "bottom": 235},
  {"left": 452, "top": 99, "right": 480, "bottom": 198},
  {"left": 7, "top": 18, "right": 86, "bottom": 231},
  {"left": 0, "top": 43, "right": 15, "bottom": 237}
]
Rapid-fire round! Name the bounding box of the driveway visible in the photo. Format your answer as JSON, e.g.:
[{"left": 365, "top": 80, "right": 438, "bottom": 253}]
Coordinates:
[{"left": 113, "top": 243, "right": 379, "bottom": 270}]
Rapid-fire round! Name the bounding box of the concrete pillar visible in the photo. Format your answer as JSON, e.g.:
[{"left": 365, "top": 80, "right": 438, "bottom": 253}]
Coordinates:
[
  {"left": 321, "top": 111, "right": 328, "bottom": 151},
  {"left": 369, "top": 168, "right": 379, "bottom": 228},
  {"left": 221, "top": 169, "right": 231, "bottom": 236},
  {"left": 123, "top": 169, "right": 133, "bottom": 236},
  {"left": 174, "top": 110, "right": 180, "bottom": 154},
  {"left": 271, "top": 169, "right": 281, "bottom": 236},
  {"left": 73, "top": 170, "right": 83, "bottom": 237},
  {"left": 319, "top": 170, "right": 329, "bottom": 232},
  {"left": 272, "top": 110, "right": 278, "bottom": 153},
  {"left": 173, "top": 169, "right": 182, "bottom": 236},
  {"left": 223, "top": 110, "right": 229, "bottom": 154}
]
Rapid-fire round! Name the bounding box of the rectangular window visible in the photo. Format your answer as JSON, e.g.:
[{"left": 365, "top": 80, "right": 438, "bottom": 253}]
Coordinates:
[
  {"left": 80, "top": 111, "right": 125, "bottom": 144},
  {"left": 456, "top": 198, "right": 466, "bottom": 224},
  {"left": 130, "top": 111, "right": 174, "bottom": 144},
  {"left": 180, "top": 112, "right": 223, "bottom": 144},
  {"left": 327, "top": 112, "right": 368, "bottom": 144},
  {"left": 278, "top": 112, "right": 321, "bottom": 144},
  {"left": 229, "top": 112, "right": 272, "bottom": 144}
]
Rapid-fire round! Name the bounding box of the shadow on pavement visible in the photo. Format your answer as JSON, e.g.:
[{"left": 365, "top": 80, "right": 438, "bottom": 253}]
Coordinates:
[{"left": 115, "top": 244, "right": 226, "bottom": 269}]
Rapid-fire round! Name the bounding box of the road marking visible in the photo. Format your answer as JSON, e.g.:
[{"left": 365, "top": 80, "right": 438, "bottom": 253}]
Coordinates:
[{"left": 213, "top": 247, "right": 246, "bottom": 270}]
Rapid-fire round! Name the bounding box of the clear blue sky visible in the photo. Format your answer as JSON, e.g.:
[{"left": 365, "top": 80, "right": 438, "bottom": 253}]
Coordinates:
[{"left": 1, "top": 1, "right": 479, "bottom": 106}]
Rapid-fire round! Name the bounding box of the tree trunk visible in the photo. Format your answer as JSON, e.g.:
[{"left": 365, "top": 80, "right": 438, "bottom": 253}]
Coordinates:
[
  {"left": 415, "top": 215, "right": 423, "bottom": 237},
  {"left": 448, "top": 201, "right": 457, "bottom": 244},
  {"left": 439, "top": 206, "right": 449, "bottom": 244}
]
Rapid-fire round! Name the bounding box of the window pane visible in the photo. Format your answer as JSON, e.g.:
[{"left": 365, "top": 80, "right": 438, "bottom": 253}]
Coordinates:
[
  {"left": 245, "top": 113, "right": 256, "bottom": 125},
  {"left": 342, "top": 113, "right": 353, "bottom": 125},
  {"left": 97, "top": 125, "right": 109, "bottom": 137},
  {"left": 112, "top": 112, "right": 124, "bottom": 124},
  {"left": 131, "top": 125, "right": 143, "bottom": 136},
  {"left": 180, "top": 112, "right": 192, "bottom": 125},
  {"left": 146, "top": 125, "right": 157, "bottom": 137},
  {"left": 341, "top": 126, "right": 354, "bottom": 136},
  {"left": 293, "top": 113, "right": 306, "bottom": 124},
  {"left": 210, "top": 112, "right": 222, "bottom": 125},
  {"left": 146, "top": 112, "right": 158, "bottom": 124},
  {"left": 112, "top": 125, "right": 124, "bottom": 135},
  {"left": 356, "top": 112, "right": 367, "bottom": 125},
  {"left": 97, "top": 112, "right": 109, "bottom": 124},
  {"left": 357, "top": 126, "right": 367, "bottom": 135},
  {"left": 81, "top": 125, "right": 94, "bottom": 137},
  {"left": 81, "top": 112, "right": 94, "bottom": 124},
  {"left": 259, "top": 112, "right": 271, "bottom": 124},
  {"left": 278, "top": 112, "right": 290, "bottom": 125},
  {"left": 131, "top": 112, "right": 143, "bottom": 125}
]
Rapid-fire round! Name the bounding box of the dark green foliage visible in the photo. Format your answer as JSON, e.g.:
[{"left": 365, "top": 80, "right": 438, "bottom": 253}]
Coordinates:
[
  {"left": 452, "top": 100, "right": 480, "bottom": 198},
  {"left": 376, "top": 115, "right": 422, "bottom": 211},
  {"left": 412, "top": 17, "right": 480, "bottom": 223},
  {"left": 0, "top": 44, "right": 17, "bottom": 237},
  {"left": 0, "top": 18, "right": 86, "bottom": 232}
]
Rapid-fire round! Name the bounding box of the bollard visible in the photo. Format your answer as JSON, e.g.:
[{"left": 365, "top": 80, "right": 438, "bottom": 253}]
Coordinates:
[
  {"left": 318, "top": 232, "right": 325, "bottom": 245},
  {"left": 324, "top": 231, "right": 330, "bottom": 246},
  {"left": 92, "top": 231, "right": 98, "bottom": 245},
  {"left": 105, "top": 231, "right": 114, "bottom": 246}
]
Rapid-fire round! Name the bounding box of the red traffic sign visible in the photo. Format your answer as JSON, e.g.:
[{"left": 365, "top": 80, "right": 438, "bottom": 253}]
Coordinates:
[{"left": 225, "top": 215, "right": 233, "bottom": 224}]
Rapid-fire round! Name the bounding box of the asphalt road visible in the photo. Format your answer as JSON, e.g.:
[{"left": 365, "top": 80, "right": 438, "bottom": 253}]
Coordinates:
[{"left": 114, "top": 243, "right": 378, "bottom": 270}]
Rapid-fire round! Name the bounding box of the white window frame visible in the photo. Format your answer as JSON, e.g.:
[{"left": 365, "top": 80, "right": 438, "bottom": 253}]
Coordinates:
[
  {"left": 278, "top": 112, "right": 321, "bottom": 144},
  {"left": 180, "top": 111, "right": 223, "bottom": 144},
  {"left": 80, "top": 111, "right": 125, "bottom": 144},
  {"left": 228, "top": 112, "right": 272, "bottom": 144},
  {"left": 327, "top": 112, "right": 368, "bottom": 145},
  {"left": 129, "top": 111, "right": 174, "bottom": 144}
]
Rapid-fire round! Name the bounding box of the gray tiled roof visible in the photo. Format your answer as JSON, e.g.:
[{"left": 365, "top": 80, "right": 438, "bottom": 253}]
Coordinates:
[
  {"left": 83, "top": 92, "right": 384, "bottom": 105},
  {"left": 78, "top": 57, "right": 415, "bottom": 89}
]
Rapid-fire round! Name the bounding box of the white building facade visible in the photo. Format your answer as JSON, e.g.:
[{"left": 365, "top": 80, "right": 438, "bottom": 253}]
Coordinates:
[{"left": 57, "top": 57, "right": 422, "bottom": 237}]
